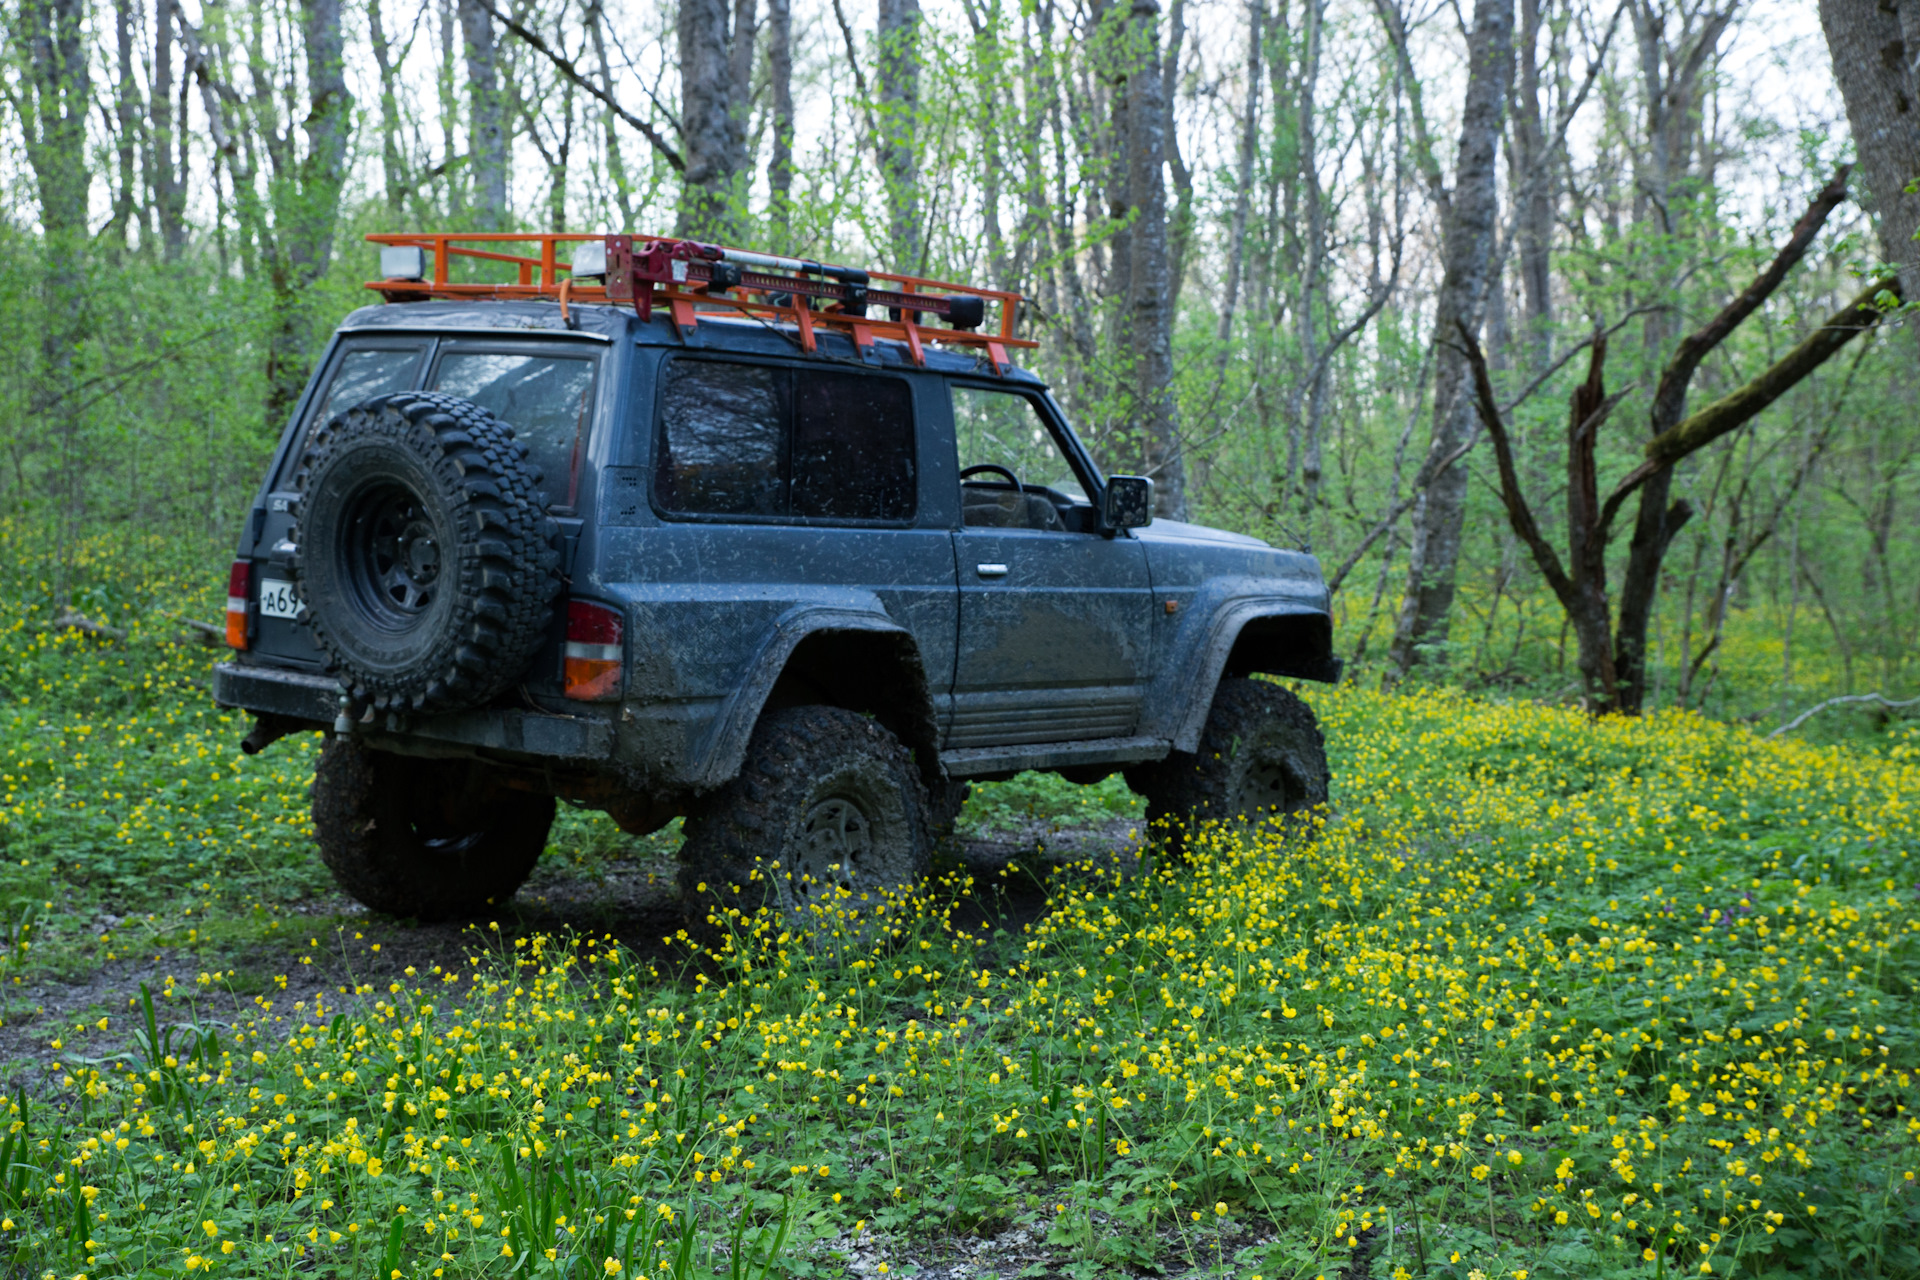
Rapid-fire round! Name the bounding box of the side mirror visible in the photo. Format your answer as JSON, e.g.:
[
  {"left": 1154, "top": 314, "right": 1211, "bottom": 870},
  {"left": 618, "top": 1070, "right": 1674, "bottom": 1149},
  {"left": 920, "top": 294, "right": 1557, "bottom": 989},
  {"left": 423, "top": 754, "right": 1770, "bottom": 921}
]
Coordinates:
[{"left": 1102, "top": 475, "right": 1154, "bottom": 530}]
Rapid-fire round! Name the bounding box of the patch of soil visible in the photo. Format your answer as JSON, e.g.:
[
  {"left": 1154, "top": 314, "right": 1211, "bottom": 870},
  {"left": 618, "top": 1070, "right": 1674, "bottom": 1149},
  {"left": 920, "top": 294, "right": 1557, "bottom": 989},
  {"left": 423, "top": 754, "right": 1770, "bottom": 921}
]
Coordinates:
[{"left": 0, "top": 818, "right": 1146, "bottom": 1087}]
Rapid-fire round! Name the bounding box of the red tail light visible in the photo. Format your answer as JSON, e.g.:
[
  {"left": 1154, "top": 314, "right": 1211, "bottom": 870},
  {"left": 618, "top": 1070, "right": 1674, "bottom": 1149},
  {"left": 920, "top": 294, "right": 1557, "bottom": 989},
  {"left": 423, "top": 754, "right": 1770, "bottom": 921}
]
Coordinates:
[
  {"left": 225, "top": 561, "right": 251, "bottom": 650},
  {"left": 564, "top": 600, "right": 623, "bottom": 699}
]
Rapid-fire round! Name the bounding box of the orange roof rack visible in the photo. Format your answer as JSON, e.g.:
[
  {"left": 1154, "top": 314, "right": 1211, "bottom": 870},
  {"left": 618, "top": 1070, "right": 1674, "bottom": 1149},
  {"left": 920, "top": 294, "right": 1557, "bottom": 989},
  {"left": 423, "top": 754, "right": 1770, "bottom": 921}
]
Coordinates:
[{"left": 364, "top": 232, "right": 1036, "bottom": 373}]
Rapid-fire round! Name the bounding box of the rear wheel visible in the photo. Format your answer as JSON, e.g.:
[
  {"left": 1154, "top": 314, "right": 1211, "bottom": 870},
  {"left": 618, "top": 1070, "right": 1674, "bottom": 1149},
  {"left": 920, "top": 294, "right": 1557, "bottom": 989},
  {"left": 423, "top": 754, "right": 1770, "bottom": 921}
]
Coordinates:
[
  {"left": 311, "top": 736, "right": 554, "bottom": 920},
  {"left": 680, "top": 706, "right": 932, "bottom": 941},
  {"left": 1125, "top": 678, "right": 1329, "bottom": 845}
]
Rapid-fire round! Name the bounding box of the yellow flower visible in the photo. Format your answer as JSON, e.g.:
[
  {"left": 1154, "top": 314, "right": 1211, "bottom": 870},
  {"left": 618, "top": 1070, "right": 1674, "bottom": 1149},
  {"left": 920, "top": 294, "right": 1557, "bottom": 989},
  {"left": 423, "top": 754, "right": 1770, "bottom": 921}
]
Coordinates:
[{"left": 604, "top": 1260, "right": 622, "bottom": 1276}]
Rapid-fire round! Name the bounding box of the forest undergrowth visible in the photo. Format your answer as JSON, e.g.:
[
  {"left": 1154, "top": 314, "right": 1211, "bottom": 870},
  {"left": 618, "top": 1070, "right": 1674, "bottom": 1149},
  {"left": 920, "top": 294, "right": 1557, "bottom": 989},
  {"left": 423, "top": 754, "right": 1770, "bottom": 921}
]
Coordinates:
[{"left": 0, "top": 536, "right": 1913, "bottom": 1279}]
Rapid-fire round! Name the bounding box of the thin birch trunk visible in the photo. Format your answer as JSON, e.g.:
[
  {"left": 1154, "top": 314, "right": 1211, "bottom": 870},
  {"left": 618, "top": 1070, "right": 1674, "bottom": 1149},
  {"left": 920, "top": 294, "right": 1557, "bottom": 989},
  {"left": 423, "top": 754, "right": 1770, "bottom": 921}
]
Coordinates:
[
  {"left": 1214, "top": 0, "right": 1262, "bottom": 360},
  {"left": 767, "top": 0, "right": 794, "bottom": 244},
  {"left": 877, "top": 0, "right": 922, "bottom": 265},
  {"left": 1386, "top": 0, "right": 1515, "bottom": 677},
  {"left": 460, "top": 0, "right": 508, "bottom": 229},
  {"left": 152, "top": 0, "right": 189, "bottom": 256}
]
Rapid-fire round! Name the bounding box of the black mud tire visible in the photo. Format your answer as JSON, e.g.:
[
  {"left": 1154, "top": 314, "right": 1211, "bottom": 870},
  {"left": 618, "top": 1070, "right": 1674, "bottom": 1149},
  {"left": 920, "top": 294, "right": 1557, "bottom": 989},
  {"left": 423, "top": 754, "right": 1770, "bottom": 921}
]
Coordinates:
[
  {"left": 679, "top": 706, "right": 933, "bottom": 937},
  {"left": 1125, "top": 678, "right": 1329, "bottom": 844},
  {"left": 311, "top": 736, "right": 554, "bottom": 920},
  {"left": 292, "top": 392, "right": 559, "bottom": 715}
]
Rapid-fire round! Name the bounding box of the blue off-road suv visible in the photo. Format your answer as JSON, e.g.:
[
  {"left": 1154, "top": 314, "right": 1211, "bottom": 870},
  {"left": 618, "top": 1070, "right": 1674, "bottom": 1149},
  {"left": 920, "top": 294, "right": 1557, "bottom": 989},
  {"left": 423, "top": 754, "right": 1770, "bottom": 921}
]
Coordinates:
[{"left": 213, "top": 233, "right": 1338, "bottom": 923}]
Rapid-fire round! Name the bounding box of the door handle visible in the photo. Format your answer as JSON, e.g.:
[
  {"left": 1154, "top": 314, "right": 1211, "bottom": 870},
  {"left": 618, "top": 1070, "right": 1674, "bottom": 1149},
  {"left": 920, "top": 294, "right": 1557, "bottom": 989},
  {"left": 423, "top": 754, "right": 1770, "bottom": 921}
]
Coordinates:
[{"left": 975, "top": 563, "right": 1010, "bottom": 578}]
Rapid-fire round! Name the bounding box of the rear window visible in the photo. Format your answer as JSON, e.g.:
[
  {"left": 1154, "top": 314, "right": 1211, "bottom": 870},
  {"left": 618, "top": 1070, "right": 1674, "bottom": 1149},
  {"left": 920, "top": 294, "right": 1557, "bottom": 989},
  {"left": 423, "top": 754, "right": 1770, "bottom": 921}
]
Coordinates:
[
  {"left": 432, "top": 350, "right": 597, "bottom": 508},
  {"left": 312, "top": 346, "right": 425, "bottom": 426},
  {"left": 654, "top": 360, "right": 916, "bottom": 523}
]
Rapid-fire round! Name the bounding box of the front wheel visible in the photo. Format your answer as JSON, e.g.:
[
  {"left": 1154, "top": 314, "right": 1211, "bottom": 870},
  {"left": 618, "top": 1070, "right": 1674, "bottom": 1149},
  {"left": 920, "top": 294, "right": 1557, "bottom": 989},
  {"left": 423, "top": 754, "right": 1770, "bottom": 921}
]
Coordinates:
[
  {"left": 680, "top": 706, "right": 933, "bottom": 940},
  {"left": 311, "top": 736, "right": 554, "bottom": 920},
  {"left": 1125, "top": 678, "right": 1329, "bottom": 843}
]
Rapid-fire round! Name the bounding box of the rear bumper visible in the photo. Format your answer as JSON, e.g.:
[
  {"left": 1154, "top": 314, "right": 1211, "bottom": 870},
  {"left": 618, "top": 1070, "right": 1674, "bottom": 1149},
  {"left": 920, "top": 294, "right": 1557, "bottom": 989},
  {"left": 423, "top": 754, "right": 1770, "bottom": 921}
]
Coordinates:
[
  {"left": 213, "top": 662, "right": 338, "bottom": 721},
  {"left": 212, "top": 662, "right": 616, "bottom": 761}
]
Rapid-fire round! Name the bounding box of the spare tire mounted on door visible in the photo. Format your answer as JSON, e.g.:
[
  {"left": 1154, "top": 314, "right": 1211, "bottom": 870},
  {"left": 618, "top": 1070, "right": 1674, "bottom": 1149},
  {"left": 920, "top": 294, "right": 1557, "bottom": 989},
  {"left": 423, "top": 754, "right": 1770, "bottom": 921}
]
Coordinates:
[{"left": 291, "top": 391, "right": 560, "bottom": 714}]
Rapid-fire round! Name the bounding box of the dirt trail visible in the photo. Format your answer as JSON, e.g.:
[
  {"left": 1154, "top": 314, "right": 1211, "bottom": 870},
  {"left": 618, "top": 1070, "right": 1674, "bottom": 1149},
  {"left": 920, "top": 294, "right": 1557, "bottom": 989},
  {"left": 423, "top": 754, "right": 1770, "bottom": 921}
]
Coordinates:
[{"left": 0, "top": 817, "right": 1143, "bottom": 1081}]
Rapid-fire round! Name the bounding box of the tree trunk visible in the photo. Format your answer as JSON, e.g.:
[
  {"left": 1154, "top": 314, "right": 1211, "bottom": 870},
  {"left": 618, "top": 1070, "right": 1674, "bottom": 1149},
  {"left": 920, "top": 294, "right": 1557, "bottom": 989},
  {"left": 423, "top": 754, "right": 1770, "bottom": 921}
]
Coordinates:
[
  {"left": 767, "top": 0, "right": 794, "bottom": 244},
  {"left": 1215, "top": 0, "right": 1262, "bottom": 356},
  {"left": 1098, "top": 0, "right": 1135, "bottom": 342},
  {"left": 1511, "top": 0, "right": 1554, "bottom": 369},
  {"left": 1611, "top": 1, "right": 1733, "bottom": 711},
  {"left": 263, "top": 0, "right": 355, "bottom": 426},
  {"left": 20, "top": 0, "right": 92, "bottom": 247},
  {"left": 460, "top": 0, "right": 508, "bottom": 229},
  {"left": 370, "top": 0, "right": 410, "bottom": 216},
  {"left": 584, "top": 0, "right": 636, "bottom": 231},
  {"left": 1386, "top": 0, "right": 1514, "bottom": 676},
  {"left": 440, "top": 0, "right": 462, "bottom": 210},
  {"left": 877, "top": 0, "right": 922, "bottom": 264},
  {"left": 1121, "top": 0, "right": 1187, "bottom": 520},
  {"left": 110, "top": 0, "right": 142, "bottom": 250},
  {"left": 152, "top": 0, "right": 189, "bottom": 257},
  {"left": 1819, "top": 0, "right": 1920, "bottom": 298},
  {"left": 678, "top": 0, "right": 744, "bottom": 238},
  {"left": 1162, "top": 0, "right": 1195, "bottom": 302}
]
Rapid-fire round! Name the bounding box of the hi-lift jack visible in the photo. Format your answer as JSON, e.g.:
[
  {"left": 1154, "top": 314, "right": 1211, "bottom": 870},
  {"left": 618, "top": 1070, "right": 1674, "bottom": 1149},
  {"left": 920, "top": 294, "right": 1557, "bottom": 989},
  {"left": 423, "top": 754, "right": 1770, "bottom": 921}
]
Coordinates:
[{"left": 366, "top": 232, "right": 1034, "bottom": 373}]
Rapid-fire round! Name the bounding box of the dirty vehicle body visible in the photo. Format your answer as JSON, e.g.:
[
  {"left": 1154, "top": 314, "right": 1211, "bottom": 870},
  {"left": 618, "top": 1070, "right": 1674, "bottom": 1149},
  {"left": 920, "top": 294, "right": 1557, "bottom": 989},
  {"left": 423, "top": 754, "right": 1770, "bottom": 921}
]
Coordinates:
[{"left": 214, "top": 235, "right": 1339, "bottom": 922}]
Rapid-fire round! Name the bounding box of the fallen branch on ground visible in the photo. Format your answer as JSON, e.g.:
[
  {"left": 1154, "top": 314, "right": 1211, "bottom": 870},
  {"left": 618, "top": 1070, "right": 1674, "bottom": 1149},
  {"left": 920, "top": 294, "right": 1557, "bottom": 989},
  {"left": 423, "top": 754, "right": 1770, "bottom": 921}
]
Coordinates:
[
  {"left": 1767, "top": 693, "right": 1920, "bottom": 739},
  {"left": 50, "top": 609, "right": 129, "bottom": 643}
]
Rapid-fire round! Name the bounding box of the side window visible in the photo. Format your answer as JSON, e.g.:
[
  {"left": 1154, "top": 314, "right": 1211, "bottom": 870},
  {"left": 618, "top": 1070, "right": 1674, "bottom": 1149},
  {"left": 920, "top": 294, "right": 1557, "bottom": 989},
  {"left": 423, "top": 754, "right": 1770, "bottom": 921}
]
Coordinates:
[
  {"left": 792, "top": 370, "right": 915, "bottom": 521},
  {"left": 433, "top": 350, "right": 598, "bottom": 509},
  {"left": 313, "top": 346, "right": 425, "bottom": 426},
  {"left": 952, "top": 387, "right": 1088, "bottom": 503},
  {"left": 654, "top": 360, "right": 917, "bottom": 523},
  {"left": 655, "top": 360, "right": 786, "bottom": 516}
]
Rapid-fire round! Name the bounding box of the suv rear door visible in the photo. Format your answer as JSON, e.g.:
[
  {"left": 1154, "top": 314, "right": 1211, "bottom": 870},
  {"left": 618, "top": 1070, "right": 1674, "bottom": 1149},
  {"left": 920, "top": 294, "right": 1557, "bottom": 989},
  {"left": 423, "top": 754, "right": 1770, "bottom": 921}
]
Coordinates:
[{"left": 247, "top": 337, "right": 432, "bottom": 669}]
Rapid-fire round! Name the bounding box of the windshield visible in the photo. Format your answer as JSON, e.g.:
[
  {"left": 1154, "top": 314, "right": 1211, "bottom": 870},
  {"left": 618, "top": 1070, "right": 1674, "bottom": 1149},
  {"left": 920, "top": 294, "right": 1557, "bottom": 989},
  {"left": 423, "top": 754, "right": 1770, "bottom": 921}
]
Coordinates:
[{"left": 951, "top": 386, "right": 1088, "bottom": 503}]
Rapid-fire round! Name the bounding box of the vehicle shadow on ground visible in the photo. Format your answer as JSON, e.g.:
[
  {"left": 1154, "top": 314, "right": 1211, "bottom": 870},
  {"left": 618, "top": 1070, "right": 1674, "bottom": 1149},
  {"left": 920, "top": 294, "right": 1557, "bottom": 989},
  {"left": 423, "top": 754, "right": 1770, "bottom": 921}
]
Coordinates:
[{"left": 0, "top": 817, "right": 1146, "bottom": 1080}]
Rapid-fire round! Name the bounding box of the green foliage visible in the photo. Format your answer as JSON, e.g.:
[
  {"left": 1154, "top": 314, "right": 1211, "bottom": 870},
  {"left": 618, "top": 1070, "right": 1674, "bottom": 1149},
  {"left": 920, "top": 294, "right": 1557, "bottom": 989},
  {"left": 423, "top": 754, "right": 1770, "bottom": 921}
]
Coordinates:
[{"left": 956, "top": 771, "right": 1142, "bottom": 837}]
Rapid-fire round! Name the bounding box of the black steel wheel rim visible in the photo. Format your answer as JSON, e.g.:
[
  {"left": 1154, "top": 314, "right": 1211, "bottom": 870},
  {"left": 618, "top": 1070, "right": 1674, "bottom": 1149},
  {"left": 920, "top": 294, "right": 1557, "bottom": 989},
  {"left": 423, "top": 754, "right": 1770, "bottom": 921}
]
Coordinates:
[{"left": 338, "top": 480, "right": 446, "bottom": 632}]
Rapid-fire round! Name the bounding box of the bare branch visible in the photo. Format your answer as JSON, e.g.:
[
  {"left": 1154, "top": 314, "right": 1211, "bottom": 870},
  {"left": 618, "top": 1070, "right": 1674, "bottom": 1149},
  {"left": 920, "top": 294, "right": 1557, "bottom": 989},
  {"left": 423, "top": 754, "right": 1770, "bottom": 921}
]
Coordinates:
[
  {"left": 1646, "top": 165, "right": 1852, "bottom": 431},
  {"left": 1598, "top": 276, "right": 1900, "bottom": 535},
  {"left": 1495, "top": 303, "right": 1664, "bottom": 416},
  {"left": 1367, "top": 0, "right": 1448, "bottom": 214},
  {"left": 476, "top": 0, "right": 682, "bottom": 171},
  {"left": 1327, "top": 431, "right": 1476, "bottom": 594},
  {"left": 1455, "top": 318, "right": 1576, "bottom": 604}
]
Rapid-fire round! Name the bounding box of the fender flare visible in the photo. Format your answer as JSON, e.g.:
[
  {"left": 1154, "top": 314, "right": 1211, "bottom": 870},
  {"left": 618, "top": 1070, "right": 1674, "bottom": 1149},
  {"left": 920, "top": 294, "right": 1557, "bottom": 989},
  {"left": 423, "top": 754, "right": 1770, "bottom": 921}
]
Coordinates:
[
  {"left": 689, "top": 604, "right": 941, "bottom": 790},
  {"left": 1140, "top": 589, "right": 1334, "bottom": 754}
]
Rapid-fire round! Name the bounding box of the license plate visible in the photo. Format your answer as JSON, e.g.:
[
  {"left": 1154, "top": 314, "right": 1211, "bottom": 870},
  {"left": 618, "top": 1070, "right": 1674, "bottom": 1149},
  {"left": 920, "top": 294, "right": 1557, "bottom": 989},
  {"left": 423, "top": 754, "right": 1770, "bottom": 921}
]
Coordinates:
[{"left": 258, "top": 578, "right": 299, "bottom": 620}]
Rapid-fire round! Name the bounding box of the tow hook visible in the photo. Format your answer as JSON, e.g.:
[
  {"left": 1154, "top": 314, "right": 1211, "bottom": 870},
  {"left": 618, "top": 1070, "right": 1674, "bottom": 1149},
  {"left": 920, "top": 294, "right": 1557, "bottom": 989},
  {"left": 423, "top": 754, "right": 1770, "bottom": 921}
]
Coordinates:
[
  {"left": 241, "top": 712, "right": 305, "bottom": 756},
  {"left": 333, "top": 692, "right": 367, "bottom": 736}
]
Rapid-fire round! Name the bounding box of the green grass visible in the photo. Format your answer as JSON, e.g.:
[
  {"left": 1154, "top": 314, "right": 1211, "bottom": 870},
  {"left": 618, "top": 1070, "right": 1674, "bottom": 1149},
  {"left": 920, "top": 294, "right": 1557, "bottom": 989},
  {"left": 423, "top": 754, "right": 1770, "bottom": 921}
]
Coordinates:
[{"left": 0, "top": 540, "right": 1914, "bottom": 1278}]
